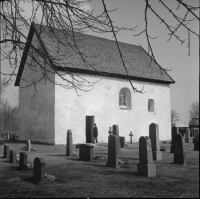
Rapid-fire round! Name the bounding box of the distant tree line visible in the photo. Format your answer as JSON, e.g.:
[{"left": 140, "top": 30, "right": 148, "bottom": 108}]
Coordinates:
[
  {"left": 0, "top": 77, "right": 19, "bottom": 136},
  {"left": 171, "top": 101, "right": 199, "bottom": 125}
]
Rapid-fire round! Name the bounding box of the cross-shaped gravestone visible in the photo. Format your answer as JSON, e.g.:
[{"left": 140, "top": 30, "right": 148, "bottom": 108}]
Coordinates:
[
  {"left": 129, "top": 131, "right": 133, "bottom": 144},
  {"left": 108, "top": 127, "right": 112, "bottom": 136}
]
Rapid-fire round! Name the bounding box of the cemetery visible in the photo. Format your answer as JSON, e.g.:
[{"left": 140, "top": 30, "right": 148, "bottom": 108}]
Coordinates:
[{"left": 0, "top": 124, "right": 199, "bottom": 198}]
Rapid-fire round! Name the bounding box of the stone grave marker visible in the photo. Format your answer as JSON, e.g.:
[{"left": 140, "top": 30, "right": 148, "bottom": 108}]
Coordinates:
[
  {"left": 108, "top": 127, "right": 112, "bottom": 136},
  {"left": 19, "top": 152, "right": 28, "bottom": 170},
  {"left": 185, "top": 128, "right": 190, "bottom": 143},
  {"left": 119, "top": 136, "right": 125, "bottom": 148},
  {"left": 0, "top": 141, "right": 4, "bottom": 157},
  {"left": 26, "top": 140, "right": 31, "bottom": 151},
  {"left": 193, "top": 130, "right": 199, "bottom": 151},
  {"left": 170, "top": 127, "right": 179, "bottom": 153},
  {"left": 129, "top": 131, "right": 133, "bottom": 144},
  {"left": 79, "top": 144, "right": 94, "bottom": 161},
  {"left": 66, "top": 129, "right": 73, "bottom": 156},
  {"left": 137, "top": 136, "right": 156, "bottom": 177},
  {"left": 10, "top": 150, "right": 17, "bottom": 164},
  {"left": 106, "top": 135, "right": 119, "bottom": 168},
  {"left": 33, "top": 157, "right": 46, "bottom": 184},
  {"left": 192, "top": 128, "right": 199, "bottom": 143},
  {"left": 174, "top": 133, "right": 186, "bottom": 164},
  {"left": 149, "top": 123, "right": 162, "bottom": 161},
  {"left": 4, "top": 145, "right": 10, "bottom": 159},
  {"left": 112, "top": 125, "right": 121, "bottom": 151}
]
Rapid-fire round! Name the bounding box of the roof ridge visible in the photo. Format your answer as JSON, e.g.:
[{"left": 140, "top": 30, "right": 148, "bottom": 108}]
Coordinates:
[{"left": 33, "top": 23, "right": 141, "bottom": 48}]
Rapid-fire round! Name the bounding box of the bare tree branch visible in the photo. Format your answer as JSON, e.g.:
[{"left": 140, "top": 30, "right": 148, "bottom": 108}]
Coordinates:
[{"left": 189, "top": 101, "right": 199, "bottom": 120}]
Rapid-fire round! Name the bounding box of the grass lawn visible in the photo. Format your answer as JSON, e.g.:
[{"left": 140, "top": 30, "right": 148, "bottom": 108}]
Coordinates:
[{"left": 0, "top": 139, "right": 199, "bottom": 198}]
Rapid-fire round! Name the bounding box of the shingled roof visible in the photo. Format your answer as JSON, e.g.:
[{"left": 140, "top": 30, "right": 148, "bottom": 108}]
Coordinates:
[{"left": 15, "top": 23, "right": 175, "bottom": 86}]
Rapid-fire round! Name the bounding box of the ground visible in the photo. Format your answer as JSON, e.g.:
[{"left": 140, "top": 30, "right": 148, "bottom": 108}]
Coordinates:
[{"left": 0, "top": 139, "right": 199, "bottom": 198}]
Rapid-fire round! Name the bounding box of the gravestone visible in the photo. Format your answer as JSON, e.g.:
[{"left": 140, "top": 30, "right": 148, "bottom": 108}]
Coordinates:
[
  {"left": 129, "top": 131, "right": 133, "bottom": 144},
  {"left": 185, "top": 128, "right": 190, "bottom": 143},
  {"left": 108, "top": 127, "right": 113, "bottom": 136},
  {"left": 7, "top": 134, "right": 10, "bottom": 140},
  {"left": 0, "top": 141, "right": 4, "bottom": 157},
  {"left": 149, "top": 123, "right": 162, "bottom": 161},
  {"left": 33, "top": 157, "right": 46, "bottom": 184},
  {"left": 192, "top": 128, "right": 199, "bottom": 143},
  {"left": 66, "top": 129, "right": 73, "bottom": 156},
  {"left": 10, "top": 150, "right": 17, "bottom": 164},
  {"left": 119, "top": 136, "right": 125, "bottom": 148},
  {"left": 193, "top": 130, "right": 199, "bottom": 151},
  {"left": 137, "top": 136, "right": 156, "bottom": 177},
  {"left": 79, "top": 144, "right": 94, "bottom": 161},
  {"left": 19, "top": 152, "right": 27, "bottom": 170},
  {"left": 112, "top": 125, "right": 121, "bottom": 151},
  {"left": 106, "top": 135, "right": 119, "bottom": 168},
  {"left": 170, "top": 127, "right": 179, "bottom": 153},
  {"left": 86, "top": 116, "right": 95, "bottom": 143},
  {"left": 4, "top": 145, "right": 10, "bottom": 159},
  {"left": 174, "top": 133, "right": 186, "bottom": 164},
  {"left": 26, "top": 140, "right": 31, "bottom": 151}
]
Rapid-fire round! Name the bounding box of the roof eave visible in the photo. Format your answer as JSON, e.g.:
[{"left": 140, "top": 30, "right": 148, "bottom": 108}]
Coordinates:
[{"left": 54, "top": 66, "right": 175, "bottom": 84}]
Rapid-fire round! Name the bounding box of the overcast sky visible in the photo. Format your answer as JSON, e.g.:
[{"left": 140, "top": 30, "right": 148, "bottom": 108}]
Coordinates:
[{"left": 1, "top": 0, "right": 199, "bottom": 124}]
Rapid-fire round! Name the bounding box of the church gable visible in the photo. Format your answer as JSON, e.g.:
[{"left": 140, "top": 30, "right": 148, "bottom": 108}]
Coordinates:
[{"left": 15, "top": 23, "right": 175, "bottom": 87}]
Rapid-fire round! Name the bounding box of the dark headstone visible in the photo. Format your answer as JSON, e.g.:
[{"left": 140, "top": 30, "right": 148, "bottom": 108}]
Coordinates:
[
  {"left": 119, "top": 136, "right": 125, "bottom": 148},
  {"left": 129, "top": 131, "right": 133, "bottom": 144},
  {"left": 108, "top": 127, "right": 112, "bottom": 136},
  {"left": 137, "top": 136, "right": 156, "bottom": 177},
  {"left": 192, "top": 128, "right": 199, "bottom": 143},
  {"left": 112, "top": 125, "right": 121, "bottom": 151},
  {"left": 66, "top": 129, "right": 73, "bottom": 156},
  {"left": 19, "top": 152, "right": 27, "bottom": 170},
  {"left": 79, "top": 144, "right": 94, "bottom": 161},
  {"left": 174, "top": 133, "right": 186, "bottom": 164},
  {"left": 149, "top": 123, "right": 162, "bottom": 161},
  {"left": 106, "top": 135, "right": 119, "bottom": 168},
  {"left": 170, "top": 127, "right": 179, "bottom": 153},
  {"left": 33, "top": 157, "right": 46, "bottom": 184},
  {"left": 193, "top": 130, "right": 199, "bottom": 151},
  {"left": 86, "top": 116, "right": 95, "bottom": 143},
  {"left": 4, "top": 145, "right": 10, "bottom": 159},
  {"left": 10, "top": 150, "right": 17, "bottom": 164},
  {"left": 185, "top": 128, "right": 190, "bottom": 143},
  {"left": 0, "top": 141, "right": 4, "bottom": 157}
]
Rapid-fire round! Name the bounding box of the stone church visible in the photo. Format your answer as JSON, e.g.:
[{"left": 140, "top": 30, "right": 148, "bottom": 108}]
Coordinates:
[{"left": 15, "top": 23, "right": 175, "bottom": 144}]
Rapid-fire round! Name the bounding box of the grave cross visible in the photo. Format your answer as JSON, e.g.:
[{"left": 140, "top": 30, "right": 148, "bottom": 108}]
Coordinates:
[
  {"left": 108, "top": 127, "right": 113, "bottom": 136},
  {"left": 129, "top": 131, "right": 133, "bottom": 144}
]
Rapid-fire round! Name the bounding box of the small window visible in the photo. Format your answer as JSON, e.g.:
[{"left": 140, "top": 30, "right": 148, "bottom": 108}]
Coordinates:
[
  {"left": 119, "top": 92, "right": 126, "bottom": 106},
  {"left": 148, "top": 99, "right": 154, "bottom": 112},
  {"left": 119, "top": 88, "right": 131, "bottom": 109}
]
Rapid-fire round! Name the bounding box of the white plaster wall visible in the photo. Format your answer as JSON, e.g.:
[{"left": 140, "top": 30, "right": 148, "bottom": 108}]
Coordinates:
[
  {"left": 55, "top": 73, "right": 171, "bottom": 144},
  {"left": 19, "top": 33, "right": 55, "bottom": 144}
]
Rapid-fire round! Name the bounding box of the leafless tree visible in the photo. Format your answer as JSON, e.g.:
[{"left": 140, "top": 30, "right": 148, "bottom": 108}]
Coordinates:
[
  {"left": 0, "top": 99, "right": 18, "bottom": 135},
  {"left": 171, "top": 109, "right": 180, "bottom": 125},
  {"left": 189, "top": 101, "right": 199, "bottom": 120},
  {"left": 0, "top": 0, "right": 199, "bottom": 93},
  {"left": 0, "top": 76, "right": 10, "bottom": 95}
]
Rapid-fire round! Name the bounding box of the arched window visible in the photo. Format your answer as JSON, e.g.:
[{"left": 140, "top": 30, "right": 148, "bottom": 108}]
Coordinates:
[
  {"left": 148, "top": 99, "right": 154, "bottom": 112},
  {"left": 119, "top": 92, "right": 126, "bottom": 106},
  {"left": 119, "top": 88, "right": 131, "bottom": 109}
]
